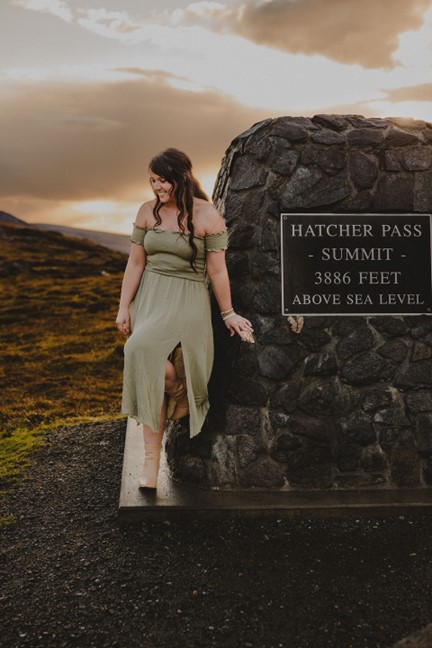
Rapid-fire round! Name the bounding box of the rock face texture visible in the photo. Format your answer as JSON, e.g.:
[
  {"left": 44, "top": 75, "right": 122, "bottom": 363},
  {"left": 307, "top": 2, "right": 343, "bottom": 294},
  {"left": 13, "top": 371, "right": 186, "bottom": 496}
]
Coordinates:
[
  {"left": 166, "top": 114, "right": 432, "bottom": 490},
  {"left": 391, "top": 623, "right": 432, "bottom": 648}
]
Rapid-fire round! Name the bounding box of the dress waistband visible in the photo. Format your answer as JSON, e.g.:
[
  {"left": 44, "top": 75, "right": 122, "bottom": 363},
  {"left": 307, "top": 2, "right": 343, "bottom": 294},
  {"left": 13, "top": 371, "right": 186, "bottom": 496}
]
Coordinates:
[{"left": 145, "top": 268, "right": 206, "bottom": 283}]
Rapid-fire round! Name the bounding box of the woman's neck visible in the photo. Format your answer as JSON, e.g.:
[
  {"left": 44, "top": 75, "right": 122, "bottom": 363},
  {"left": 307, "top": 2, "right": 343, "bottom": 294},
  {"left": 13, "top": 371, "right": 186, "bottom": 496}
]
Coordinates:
[{"left": 160, "top": 202, "right": 178, "bottom": 214}]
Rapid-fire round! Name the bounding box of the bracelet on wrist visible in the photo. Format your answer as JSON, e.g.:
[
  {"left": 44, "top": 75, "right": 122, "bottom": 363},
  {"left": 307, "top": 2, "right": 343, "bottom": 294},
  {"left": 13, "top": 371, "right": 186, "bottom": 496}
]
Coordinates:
[
  {"left": 221, "top": 307, "right": 234, "bottom": 316},
  {"left": 222, "top": 311, "right": 236, "bottom": 322}
]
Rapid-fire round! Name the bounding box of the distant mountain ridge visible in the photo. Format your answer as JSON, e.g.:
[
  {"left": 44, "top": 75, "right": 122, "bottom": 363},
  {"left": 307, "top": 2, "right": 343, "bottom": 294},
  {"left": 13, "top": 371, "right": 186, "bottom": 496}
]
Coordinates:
[
  {"left": 34, "top": 223, "right": 130, "bottom": 255},
  {"left": 0, "top": 220, "right": 127, "bottom": 278},
  {"left": 0, "top": 211, "right": 28, "bottom": 226},
  {"left": 0, "top": 211, "right": 130, "bottom": 255}
]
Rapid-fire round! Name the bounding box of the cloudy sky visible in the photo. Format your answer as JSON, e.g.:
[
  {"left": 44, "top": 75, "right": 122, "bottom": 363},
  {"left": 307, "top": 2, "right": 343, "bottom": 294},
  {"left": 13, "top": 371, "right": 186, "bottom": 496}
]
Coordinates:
[{"left": 1, "top": 0, "right": 431, "bottom": 234}]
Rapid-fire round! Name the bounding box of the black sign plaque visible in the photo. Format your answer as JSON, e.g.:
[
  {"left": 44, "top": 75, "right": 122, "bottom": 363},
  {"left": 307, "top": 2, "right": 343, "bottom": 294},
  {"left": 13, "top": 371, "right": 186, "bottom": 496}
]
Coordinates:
[{"left": 281, "top": 213, "right": 432, "bottom": 316}]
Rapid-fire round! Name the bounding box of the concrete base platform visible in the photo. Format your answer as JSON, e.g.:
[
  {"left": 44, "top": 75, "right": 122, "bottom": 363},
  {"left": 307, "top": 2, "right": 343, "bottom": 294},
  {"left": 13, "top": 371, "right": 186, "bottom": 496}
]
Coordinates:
[{"left": 119, "top": 418, "right": 432, "bottom": 522}]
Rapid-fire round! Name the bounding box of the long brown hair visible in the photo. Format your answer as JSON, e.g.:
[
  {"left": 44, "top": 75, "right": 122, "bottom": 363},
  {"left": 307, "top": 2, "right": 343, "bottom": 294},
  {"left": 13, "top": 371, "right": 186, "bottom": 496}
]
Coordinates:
[{"left": 149, "top": 148, "right": 209, "bottom": 270}]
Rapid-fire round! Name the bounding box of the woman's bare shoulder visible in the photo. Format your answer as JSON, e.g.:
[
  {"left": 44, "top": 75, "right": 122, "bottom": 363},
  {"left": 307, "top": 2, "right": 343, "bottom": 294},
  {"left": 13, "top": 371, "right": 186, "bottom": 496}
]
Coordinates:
[
  {"left": 195, "top": 200, "right": 226, "bottom": 235},
  {"left": 134, "top": 200, "right": 156, "bottom": 228}
]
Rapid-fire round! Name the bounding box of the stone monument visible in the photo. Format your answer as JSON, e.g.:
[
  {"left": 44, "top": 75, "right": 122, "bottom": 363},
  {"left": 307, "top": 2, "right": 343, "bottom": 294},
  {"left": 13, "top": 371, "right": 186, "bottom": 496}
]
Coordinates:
[{"left": 165, "top": 114, "right": 432, "bottom": 492}]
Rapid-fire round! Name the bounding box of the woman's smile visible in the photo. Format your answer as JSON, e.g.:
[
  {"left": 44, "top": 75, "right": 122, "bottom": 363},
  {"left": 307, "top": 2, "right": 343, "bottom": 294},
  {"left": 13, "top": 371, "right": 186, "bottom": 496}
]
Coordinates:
[{"left": 149, "top": 170, "right": 174, "bottom": 202}]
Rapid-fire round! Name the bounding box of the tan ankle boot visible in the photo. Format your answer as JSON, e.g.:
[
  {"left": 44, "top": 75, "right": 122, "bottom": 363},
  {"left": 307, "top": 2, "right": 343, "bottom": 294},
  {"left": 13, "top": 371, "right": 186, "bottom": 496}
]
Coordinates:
[
  {"left": 138, "top": 442, "right": 162, "bottom": 490},
  {"left": 166, "top": 377, "right": 189, "bottom": 420}
]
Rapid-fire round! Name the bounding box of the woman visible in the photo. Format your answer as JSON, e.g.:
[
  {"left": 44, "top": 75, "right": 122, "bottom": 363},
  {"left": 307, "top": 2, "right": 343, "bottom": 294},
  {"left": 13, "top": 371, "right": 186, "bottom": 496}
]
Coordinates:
[{"left": 116, "top": 148, "right": 254, "bottom": 490}]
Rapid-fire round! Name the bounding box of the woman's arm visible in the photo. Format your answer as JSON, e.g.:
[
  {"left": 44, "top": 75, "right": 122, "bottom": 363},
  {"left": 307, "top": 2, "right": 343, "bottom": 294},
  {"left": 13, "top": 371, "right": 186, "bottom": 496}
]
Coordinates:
[
  {"left": 206, "top": 251, "right": 254, "bottom": 339},
  {"left": 202, "top": 202, "right": 254, "bottom": 339},
  {"left": 116, "top": 243, "right": 146, "bottom": 337}
]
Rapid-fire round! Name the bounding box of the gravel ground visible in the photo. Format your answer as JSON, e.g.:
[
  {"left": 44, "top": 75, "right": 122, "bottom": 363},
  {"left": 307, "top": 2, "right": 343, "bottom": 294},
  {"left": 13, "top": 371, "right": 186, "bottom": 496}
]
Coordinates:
[{"left": 1, "top": 419, "right": 432, "bottom": 648}]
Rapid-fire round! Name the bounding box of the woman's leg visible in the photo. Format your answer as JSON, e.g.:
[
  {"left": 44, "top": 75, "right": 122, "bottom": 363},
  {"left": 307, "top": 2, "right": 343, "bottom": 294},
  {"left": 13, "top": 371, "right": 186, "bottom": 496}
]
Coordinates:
[
  {"left": 139, "top": 360, "right": 176, "bottom": 489},
  {"left": 165, "top": 349, "right": 189, "bottom": 420}
]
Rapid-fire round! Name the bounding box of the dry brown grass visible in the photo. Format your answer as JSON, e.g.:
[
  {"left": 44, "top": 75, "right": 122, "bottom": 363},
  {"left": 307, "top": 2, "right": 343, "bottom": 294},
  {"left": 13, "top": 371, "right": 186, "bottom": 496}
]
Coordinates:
[{"left": 0, "top": 222, "right": 129, "bottom": 491}]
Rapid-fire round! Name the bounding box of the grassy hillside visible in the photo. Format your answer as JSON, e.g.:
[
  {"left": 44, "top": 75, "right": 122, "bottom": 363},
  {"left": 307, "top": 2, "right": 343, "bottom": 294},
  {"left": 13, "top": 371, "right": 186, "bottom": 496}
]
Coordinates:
[{"left": 0, "top": 222, "right": 129, "bottom": 492}]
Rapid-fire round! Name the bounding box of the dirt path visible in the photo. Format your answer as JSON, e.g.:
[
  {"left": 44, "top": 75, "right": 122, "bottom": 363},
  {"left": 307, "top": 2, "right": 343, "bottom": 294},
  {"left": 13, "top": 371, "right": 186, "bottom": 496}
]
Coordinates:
[{"left": 1, "top": 419, "right": 431, "bottom": 648}]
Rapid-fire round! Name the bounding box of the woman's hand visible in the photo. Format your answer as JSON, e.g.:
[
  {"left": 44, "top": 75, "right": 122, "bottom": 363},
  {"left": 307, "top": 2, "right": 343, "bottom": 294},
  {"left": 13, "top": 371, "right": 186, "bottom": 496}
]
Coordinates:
[
  {"left": 224, "top": 313, "right": 254, "bottom": 342},
  {"left": 116, "top": 307, "right": 131, "bottom": 337}
]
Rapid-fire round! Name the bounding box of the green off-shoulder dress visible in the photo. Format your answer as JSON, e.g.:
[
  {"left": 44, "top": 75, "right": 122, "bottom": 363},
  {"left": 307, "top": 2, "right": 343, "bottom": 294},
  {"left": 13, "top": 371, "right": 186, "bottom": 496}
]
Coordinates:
[{"left": 121, "top": 224, "right": 228, "bottom": 438}]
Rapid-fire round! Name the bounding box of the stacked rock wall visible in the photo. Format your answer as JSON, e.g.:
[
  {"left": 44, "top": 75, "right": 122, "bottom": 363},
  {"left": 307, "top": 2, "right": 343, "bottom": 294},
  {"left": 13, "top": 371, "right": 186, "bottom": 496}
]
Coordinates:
[{"left": 166, "top": 114, "right": 432, "bottom": 491}]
